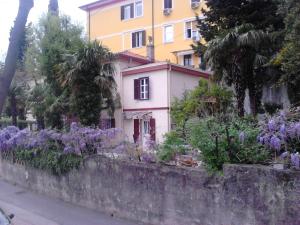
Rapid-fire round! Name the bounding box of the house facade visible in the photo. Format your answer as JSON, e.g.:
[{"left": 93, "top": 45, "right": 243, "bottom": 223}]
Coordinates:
[
  {"left": 101, "top": 51, "right": 210, "bottom": 144},
  {"left": 80, "top": 0, "right": 207, "bottom": 69}
]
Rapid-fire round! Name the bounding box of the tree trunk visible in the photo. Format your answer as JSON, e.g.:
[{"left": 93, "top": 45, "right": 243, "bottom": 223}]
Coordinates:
[
  {"left": 0, "top": 0, "right": 34, "bottom": 115},
  {"left": 235, "top": 82, "right": 246, "bottom": 117},
  {"left": 37, "top": 116, "right": 45, "bottom": 130},
  {"left": 10, "top": 92, "right": 18, "bottom": 126}
]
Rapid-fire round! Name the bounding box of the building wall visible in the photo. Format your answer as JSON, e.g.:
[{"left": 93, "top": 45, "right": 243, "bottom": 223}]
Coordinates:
[
  {"left": 170, "top": 70, "right": 201, "bottom": 100},
  {"left": 86, "top": 0, "right": 207, "bottom": 67},
  {"left": 122, "top": 69, "right": 169, "bottom": 110},
  {"left": 123, "top": 109, "right": 169, "bottom": 143}
]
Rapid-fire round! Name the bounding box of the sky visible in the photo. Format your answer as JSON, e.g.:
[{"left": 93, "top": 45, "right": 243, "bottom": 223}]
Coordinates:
[{"left": 0, "top": 0, "right": 94, "bottom": 60}]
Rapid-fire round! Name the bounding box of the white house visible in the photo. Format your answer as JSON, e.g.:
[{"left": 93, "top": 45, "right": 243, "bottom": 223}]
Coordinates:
[{"left": 101, "top": 51, "right": 210, "bottom": 144}]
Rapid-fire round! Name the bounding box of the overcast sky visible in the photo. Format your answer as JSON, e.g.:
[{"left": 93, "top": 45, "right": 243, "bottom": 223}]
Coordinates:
[{"left": 0, "top": 0, "right": 94, "bottom": 60}]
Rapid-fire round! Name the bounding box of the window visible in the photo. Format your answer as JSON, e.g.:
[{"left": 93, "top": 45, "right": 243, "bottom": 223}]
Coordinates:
[
  {"left": 121, "top": 4, "right": 133, "bottom": 20},
  {"left": 135, "top": 1, "right": 143, "bottom": 17},
  {"left": 184, "top": 54, "right": 193, "bottom": 67},
  {"left": 132, "top": 31, "right": 146, "bottom": 48},
  {"left": 121, "top": 1, "right": 143, "bottom": 20},
  {"left": 143, "top": 121, "right": 150, "bottom": 134},
  {"left": 134, "top": 77, "right": 149, "bottom": 100},
  {"left": 140, "top": 77, "right": 149, "bottom": 99},
  {"left": 164, "top": 25, "right": 174, "bottom": 43},
  {"left": 164, "top": 0, "right": 172, "bottom": 9},
  {"left": 191, "top": 0, "right": 200, "bottom": 3},
  {"left": 185, "top": 21, "right": 200, "bottom": 40},
  {"left": 100, "top": 119, "right": 115, "bottom": 130}
]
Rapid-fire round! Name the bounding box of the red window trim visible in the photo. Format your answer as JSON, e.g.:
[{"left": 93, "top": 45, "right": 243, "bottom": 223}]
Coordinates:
[{"left": 123, "top": 107, "right": 169, "bottom": 112}]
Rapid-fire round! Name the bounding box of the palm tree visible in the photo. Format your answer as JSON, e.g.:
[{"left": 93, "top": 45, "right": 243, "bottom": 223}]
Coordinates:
[
  {"left": 58, "top": 41, "right": 116, "bottom": 126},
  {"left": 205, "top": 24, "right": 271, "bottom": 116}
]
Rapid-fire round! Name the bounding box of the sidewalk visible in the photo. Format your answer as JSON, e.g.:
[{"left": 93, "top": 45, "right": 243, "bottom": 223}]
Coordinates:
[{"left": 0, "top": 179, "right": 140, "bottom": 225}]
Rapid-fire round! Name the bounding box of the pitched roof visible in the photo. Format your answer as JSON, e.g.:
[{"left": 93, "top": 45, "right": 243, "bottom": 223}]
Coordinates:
[
  {"left": 117, "top": 51, "right": 153, "bottom": 65},
  {"left": 79, "top": 0, "right": 124, "bottom": 11},
  {"left": 122, "top": 62, "right": 211, "bottom": 79}
]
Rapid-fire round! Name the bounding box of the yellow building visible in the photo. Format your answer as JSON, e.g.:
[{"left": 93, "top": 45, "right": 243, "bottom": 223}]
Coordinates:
[{"left": 80, "top": 0, "right": 206, "bottom": 68}]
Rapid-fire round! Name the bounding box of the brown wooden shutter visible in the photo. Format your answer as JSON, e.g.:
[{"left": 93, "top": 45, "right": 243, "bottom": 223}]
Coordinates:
[
  {"left": 150, "top": 118, "right": 156, "bottom": 141},
  {"left": 133, "top": 119, "right": 140, "bottom": 143},
  {"left": 121, "top": 6, "right": 125, "bottom": 20},
  {"left": 130, "top": 3, "right": 134, "bottom": 18},
  {"left": 111, "top": 118, "right": 115, "bottom": 128},
  {"left": 132, "top": 32, "right": 136, "bottom": 48},
  {"left": 134, "top": 79, "right": 140, "bottom": 99},
  {"left": 142, "top": 31, "right": 146, "bottom": 46},
  {"left": 146, "top": 77, "right": 150, "bottom": 99}
]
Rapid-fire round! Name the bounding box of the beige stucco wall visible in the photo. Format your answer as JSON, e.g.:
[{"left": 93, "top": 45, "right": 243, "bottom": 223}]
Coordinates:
[
  {"left": 122, "top": 69, "right": 169, "bottom": 110},
  {"left": 123, "top": 109, "right": 169, "bottom": 143},
  {"left": 170, "top": 70, "right": 201, "bottom": 100}
]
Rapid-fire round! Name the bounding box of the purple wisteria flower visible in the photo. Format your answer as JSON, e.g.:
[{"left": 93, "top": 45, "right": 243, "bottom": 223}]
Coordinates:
[
  {"left": 291, "top": 153, "right": 300, "bottom": 169},
  {"left": 0, "top": 123, "right": 124, "bottom": 156},
  {"left": 258, "top": 109, "right": 300, "bottom": 166},
  {"left": 239, "top": 131, "right": 245, "bottom": 144}
]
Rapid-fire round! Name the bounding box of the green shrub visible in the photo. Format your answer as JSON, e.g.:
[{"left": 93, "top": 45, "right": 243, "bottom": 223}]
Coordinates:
[
  {"left": 158, "top": 131, "right": 188, "bottom": 162},
  {"left": 13, "top": 148, "right": 82, "bottom": 175},
  {"left": 189, "top": 116, "right": 270, "bottom": 171}
]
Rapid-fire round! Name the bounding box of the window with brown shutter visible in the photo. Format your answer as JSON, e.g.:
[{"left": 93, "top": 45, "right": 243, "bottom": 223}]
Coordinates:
[
  {"left": 134, "top": 77, "right": 149, "bottom": 100},
  {"left": 131, "top": 31, "right": 146, "bottom": 48},
  {"left": 121, "top": 3, "right": 134, "bottom": 20},
  {"left": 150, "top": 118, "right": 156, "bottom": 141},
  {"left": 133, "top": 119, "right": 140, "bottom": 143},
  {"left": 134, "top": 79, "right": 140, "bottom": 100}
]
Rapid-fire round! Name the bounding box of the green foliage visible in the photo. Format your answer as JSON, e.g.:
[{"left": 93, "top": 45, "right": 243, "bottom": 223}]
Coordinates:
[
  {"left": 189, "top": 116, "right": 270, "bottom": 171},
  {"left": 25, "top": 13, "right": 84, "bottom": 129},
  {"left": 27, "top": 85, "right": 48, "bottom": 129},
  {"left": 158, "top": 131, "right": 187, "bottom": 162},
  {"left": 193, "top": 0, "right": 284, "bottom": 116},
  {"left": 14, "top": 148, "right": 82, "bottom": 175},
  {"left": 58, "top": 41, "right": 116, "bottom": 126},
  {"left": 171, "top": 80, "right": 233, "bottom": 137},
  {"left": 276, "top": 0, "right": 300, "bottom": 105},
  {"left": 204, "top": 24, "right": 274, "bottom": 116},
  {"left": 193, "top": 0, "right": 284, "bottom": 54}
]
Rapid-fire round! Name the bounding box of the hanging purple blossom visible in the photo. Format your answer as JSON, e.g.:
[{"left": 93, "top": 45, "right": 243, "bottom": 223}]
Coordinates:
[
  {"left": 268, "top": 119, "right": 276, "bottom": 132},
  {"left": 291, "top": 153, "right": 300, "bottom": 169},
  {"left": 270, "top": 136, "right": 281, "bottom": 151},
  {"left": 239, "top": 131, "right": 246, "bottom": 144}
]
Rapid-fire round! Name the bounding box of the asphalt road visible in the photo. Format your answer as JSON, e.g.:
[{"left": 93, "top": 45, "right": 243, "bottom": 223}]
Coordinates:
[{"left": 0, "top": 179, "right": 140, "bottom": 225}]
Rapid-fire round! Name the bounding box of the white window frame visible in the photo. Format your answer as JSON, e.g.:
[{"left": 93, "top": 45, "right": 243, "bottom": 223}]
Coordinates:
[
  {"left": 123, "top": 4, "right": 131, "bottom": 20},
  {"left": 131, "top": 30, "right": 144, "bottom": 48},
  {"left": 163, "top": 24, "right": 174, "bottom": 43},
  {"left": 183, "top": 54, "right": 193, "bottom": 67},
  {"left": 191, "top": 0, "right": 201, "bottom": 4},
  {"left": 184, "top": 20, "right": 200, "bottom": 40},
  {"left": 140, "top": 77, "right": 149, "bottom": 100},
  {"left": 135, "top": 0, "right": 143, "bottom": 18},
  {"left": 143, "top": 120, "right": 150, "bottom": 134}
]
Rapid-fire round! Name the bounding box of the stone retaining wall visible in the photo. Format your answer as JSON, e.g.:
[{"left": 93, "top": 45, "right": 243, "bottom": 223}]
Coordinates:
[{"left": 0, "top": 156, "right": 299, "bottom": 225}]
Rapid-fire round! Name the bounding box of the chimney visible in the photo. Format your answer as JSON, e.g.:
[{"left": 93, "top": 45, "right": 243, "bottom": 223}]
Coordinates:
[{"left": 147, "top": 36, "right": 155, "bottom": 62}]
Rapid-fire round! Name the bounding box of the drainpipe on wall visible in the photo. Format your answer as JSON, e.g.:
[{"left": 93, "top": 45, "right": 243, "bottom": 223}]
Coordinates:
[
  {"left": 88, "top": 10, "right": 91, "bottom": 41},
  {"left": 167, "top": 65, "right": 172, "bottom": 132},
  {"left": 151, "top": 0, "right": 155, "bottom": 61}
]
